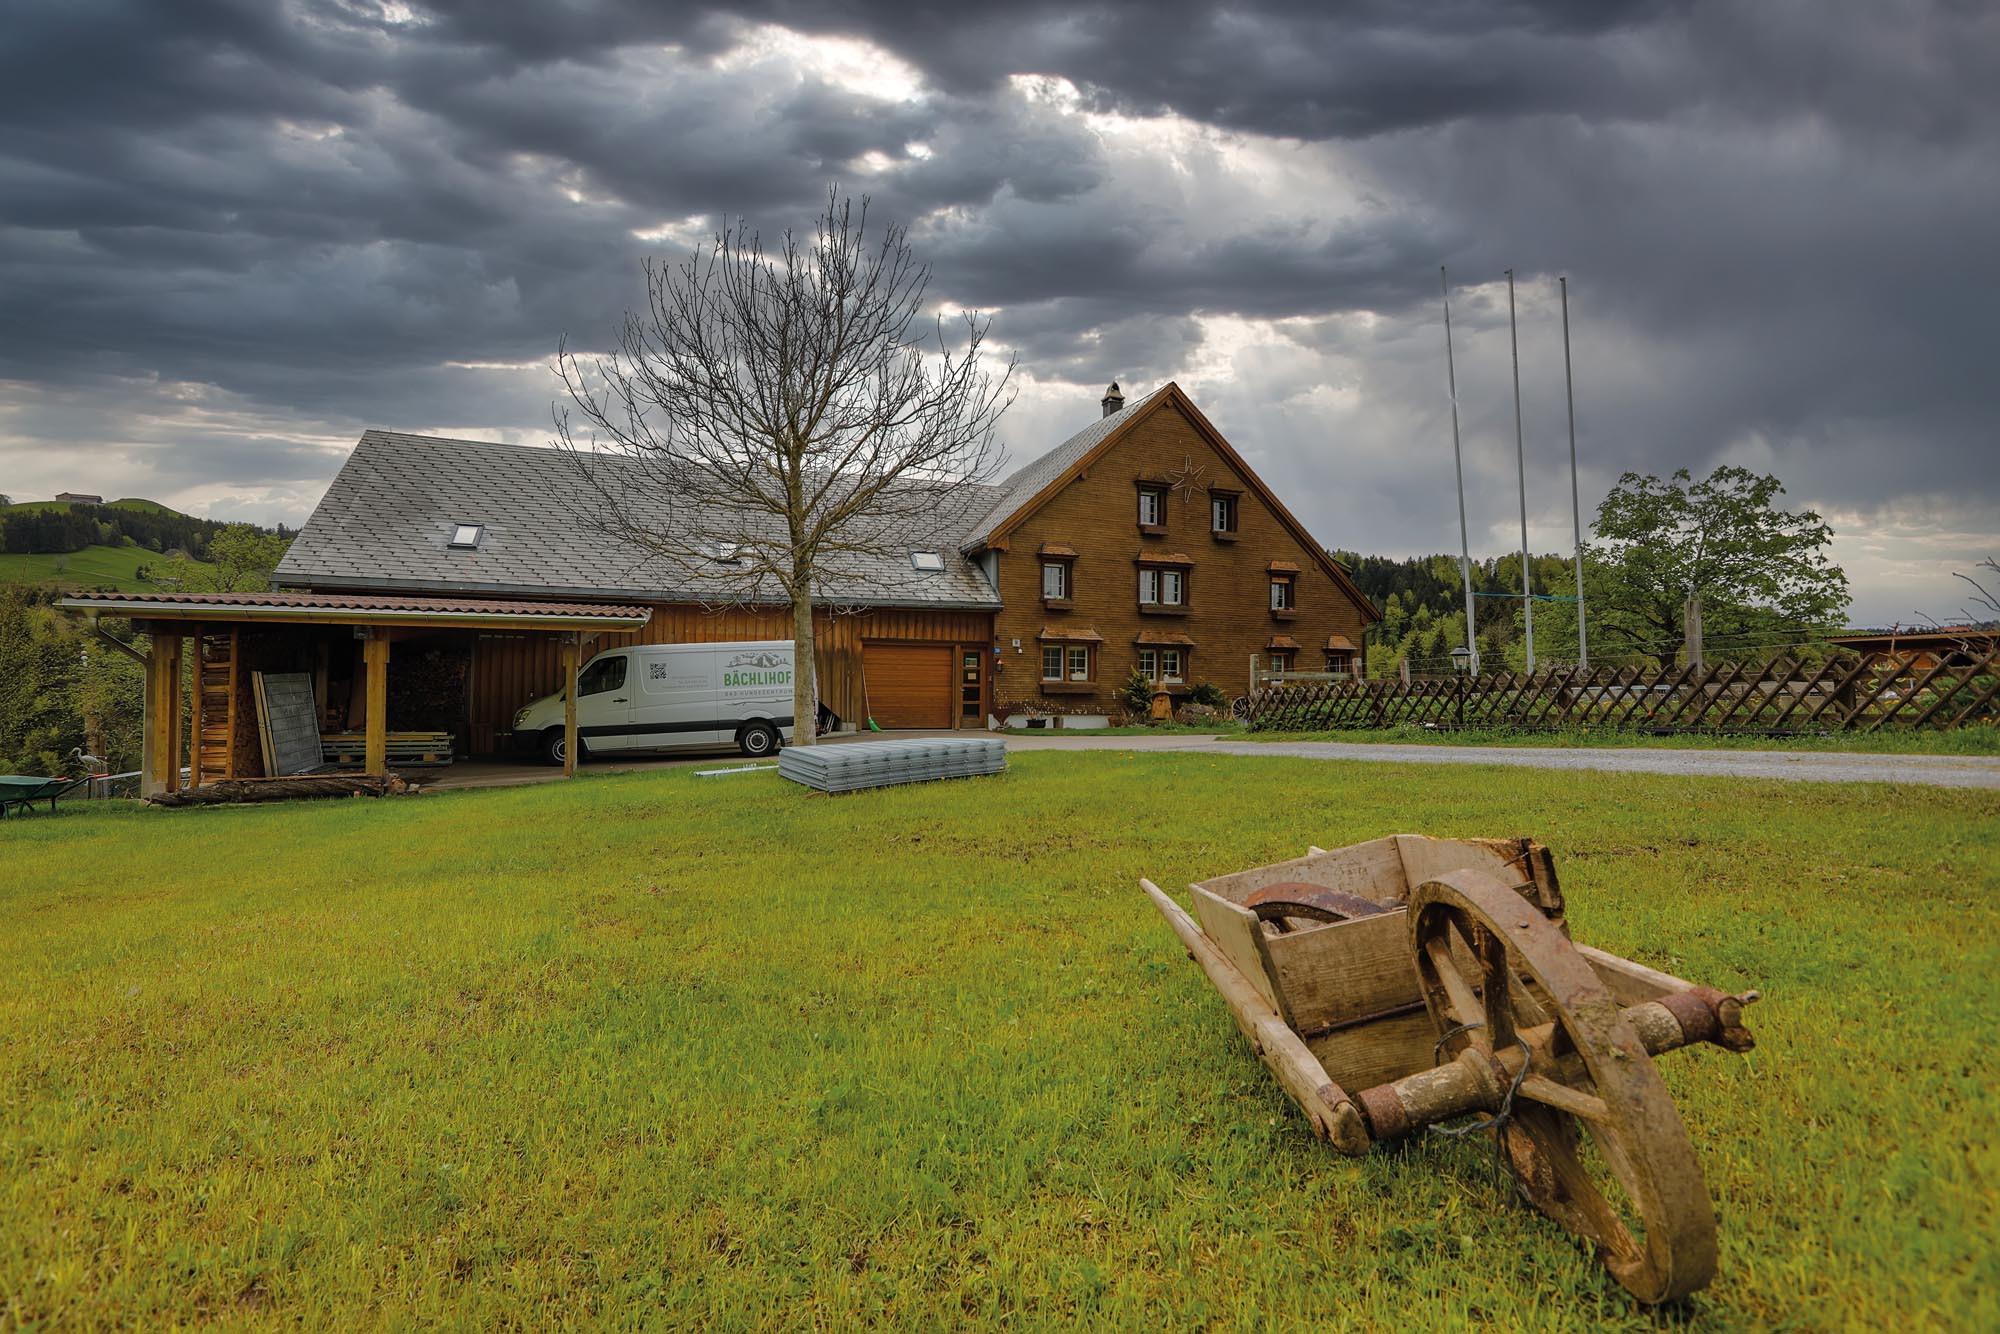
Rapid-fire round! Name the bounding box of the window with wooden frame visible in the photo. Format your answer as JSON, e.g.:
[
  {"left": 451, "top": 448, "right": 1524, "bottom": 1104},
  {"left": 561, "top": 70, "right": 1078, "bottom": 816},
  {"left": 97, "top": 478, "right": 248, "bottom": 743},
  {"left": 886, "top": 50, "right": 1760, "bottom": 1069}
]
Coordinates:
[
  {"left": 1137, "top": 486, "right": 1167, "bottom": 531},
  {"left": 1139, "top": 647, "right": 1186, "bottom": 683},
  {"left": 1138, "top": 566, "right": 1186, "bottom": 608},
  {"left": 1209, "top": 491, "right": 1239, "bottom": 539},
  {"left": 1268, "top": 650, "right": 1294, "bottom": 675},
  {"left": 1041, "top": 558, "right": 1072, "bottom": 603},
  {"left": 1041, "top": 645, "right": 1065, "bottom": 681},
  {"left": 1270, "top": 574, "right": 1296, "bottom": 612},
  {"left": 1325, "top": 651, "right": 1355, "bottom": 676}
]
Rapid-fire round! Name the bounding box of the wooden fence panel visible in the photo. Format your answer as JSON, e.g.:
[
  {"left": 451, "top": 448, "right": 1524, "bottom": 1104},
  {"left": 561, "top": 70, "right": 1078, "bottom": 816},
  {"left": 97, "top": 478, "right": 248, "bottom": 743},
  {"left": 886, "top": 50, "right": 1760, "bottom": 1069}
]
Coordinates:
[{"left": 1244, "top": 644, "right": 1998, "bottom": 735}]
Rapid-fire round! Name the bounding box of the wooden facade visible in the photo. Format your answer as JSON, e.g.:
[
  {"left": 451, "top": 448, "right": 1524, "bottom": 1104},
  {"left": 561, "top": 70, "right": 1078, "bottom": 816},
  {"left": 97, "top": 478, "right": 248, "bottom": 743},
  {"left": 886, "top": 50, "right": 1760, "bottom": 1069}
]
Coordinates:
[
  {"left": 978, "top": 387, "right": 1376, "bottom": 711},
  {"left": 466, "top": 603, "right": 995, "bottom": 752}
]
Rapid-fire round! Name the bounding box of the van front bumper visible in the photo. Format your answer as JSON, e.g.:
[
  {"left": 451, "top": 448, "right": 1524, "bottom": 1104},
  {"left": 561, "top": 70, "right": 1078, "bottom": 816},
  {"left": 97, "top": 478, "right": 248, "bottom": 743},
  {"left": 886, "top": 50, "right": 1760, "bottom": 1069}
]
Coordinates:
[{"left": 501, "top": 729, "right": 543, "bottom": 756}]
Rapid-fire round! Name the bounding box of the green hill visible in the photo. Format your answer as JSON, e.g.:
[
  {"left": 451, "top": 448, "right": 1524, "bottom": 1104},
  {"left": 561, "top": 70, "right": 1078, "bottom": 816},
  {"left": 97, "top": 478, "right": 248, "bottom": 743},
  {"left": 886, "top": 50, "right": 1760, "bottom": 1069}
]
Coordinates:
[
  {"left": 0, "top": 544, "right": 214, "bottom": 592},
  {"left": 3, "top": 496, "right": 180, "bottom": 516}
]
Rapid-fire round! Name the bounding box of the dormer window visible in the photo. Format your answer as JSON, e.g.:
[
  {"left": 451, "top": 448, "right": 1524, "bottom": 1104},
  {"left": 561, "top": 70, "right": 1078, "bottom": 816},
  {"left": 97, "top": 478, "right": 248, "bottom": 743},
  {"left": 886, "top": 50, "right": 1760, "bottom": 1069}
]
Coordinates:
[
  {"left": 709, "top": 542, "right": 745, "bottom": 566},
  {"left": 910, "top": 551, "right": 945, "bottom": 572},
  {"left": 448, "top": 523, "right": 483, "bottom": 549}
]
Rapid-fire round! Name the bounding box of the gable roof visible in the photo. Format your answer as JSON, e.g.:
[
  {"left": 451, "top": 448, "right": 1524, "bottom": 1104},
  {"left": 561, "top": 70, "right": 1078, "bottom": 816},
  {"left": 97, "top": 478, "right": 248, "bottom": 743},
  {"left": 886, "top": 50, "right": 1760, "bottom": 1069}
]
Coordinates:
[
  {"left": 959, "top": 383, "right": 1380, "bottom": 622},
  {"left": 276, "top": 430, "right": 1004, "bottom": 610},
  {"left": 960, "top": 385, "right": 1170, "bottom": 550}
]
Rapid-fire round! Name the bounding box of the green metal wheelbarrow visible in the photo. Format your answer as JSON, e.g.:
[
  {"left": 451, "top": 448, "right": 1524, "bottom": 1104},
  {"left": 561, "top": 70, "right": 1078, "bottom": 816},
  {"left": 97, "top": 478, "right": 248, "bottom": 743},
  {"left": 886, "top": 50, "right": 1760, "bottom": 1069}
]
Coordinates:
[{"left": 0, "top": 773, "right": 91, "bottom": 817}]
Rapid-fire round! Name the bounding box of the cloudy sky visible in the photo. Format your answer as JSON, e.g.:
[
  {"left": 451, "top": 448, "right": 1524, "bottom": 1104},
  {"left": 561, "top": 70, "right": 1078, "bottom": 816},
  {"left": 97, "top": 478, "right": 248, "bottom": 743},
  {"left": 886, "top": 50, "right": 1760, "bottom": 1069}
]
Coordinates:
[{"left": 3, "top": 0, "right": 1995, "bottom": 625}]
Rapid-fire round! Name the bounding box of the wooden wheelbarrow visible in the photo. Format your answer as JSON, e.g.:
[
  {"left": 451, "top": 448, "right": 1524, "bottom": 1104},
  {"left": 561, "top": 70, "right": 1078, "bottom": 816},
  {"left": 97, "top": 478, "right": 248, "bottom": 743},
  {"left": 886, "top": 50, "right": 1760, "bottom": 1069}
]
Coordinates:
[{"left": 1142, "top": 835, "right": 1759, "bottom": 1304}]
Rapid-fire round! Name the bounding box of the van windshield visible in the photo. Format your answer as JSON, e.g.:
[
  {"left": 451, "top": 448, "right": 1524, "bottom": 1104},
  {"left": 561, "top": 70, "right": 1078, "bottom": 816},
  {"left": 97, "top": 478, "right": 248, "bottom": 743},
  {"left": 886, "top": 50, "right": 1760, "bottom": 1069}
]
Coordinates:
[{"left": 578, "top": 655, "right": 628, "bottom": 696}]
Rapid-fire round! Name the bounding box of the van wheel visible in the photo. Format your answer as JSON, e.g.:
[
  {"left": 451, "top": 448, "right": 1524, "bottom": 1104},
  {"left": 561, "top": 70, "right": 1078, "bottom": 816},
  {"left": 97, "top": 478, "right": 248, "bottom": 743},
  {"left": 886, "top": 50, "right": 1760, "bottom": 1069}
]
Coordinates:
[
  {"left": 540, "top": 728, "right": 573, "bottom": 766},
  {"left": 738, "top": 721, "right": 779, "bottom": 758}
]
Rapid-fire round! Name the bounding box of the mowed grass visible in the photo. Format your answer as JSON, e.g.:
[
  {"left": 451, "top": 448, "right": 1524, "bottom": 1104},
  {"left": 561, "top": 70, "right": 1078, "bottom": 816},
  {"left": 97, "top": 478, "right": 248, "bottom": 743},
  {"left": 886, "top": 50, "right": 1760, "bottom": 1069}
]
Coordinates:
[
  {"left": 0, "top": 543, "right": 209, "bottom": 592},
  {"left": 2, "top": 754, "right": 1996, "bottom": 1330}
]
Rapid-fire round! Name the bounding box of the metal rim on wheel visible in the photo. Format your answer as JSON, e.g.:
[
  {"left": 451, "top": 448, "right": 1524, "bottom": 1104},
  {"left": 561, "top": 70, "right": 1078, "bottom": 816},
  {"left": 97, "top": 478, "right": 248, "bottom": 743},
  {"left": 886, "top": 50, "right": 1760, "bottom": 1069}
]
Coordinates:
[{"left": 1408, "top": 869, "right": 1718, "bottom": 1304}]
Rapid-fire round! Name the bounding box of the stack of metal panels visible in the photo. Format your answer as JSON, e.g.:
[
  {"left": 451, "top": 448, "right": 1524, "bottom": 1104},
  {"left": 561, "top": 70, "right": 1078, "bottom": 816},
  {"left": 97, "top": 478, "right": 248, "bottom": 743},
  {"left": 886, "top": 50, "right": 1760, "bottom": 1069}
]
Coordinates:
[{"left": 778, "top": 736, "right": 1008, "bottom": 793}]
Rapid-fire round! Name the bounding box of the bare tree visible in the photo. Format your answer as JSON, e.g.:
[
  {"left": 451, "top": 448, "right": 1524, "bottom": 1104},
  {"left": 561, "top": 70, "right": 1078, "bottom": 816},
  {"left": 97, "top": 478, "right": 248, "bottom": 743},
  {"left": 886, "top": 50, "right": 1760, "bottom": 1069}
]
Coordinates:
[
  {"left": 1952, "top": 557, "right": 2000, "bottom": 623},
  {"left": 1914, "top": 556, "right": 2000, "bottom": 653},
  {"left": 554, "top": 191, "right": 1013, "bottom": 745}
]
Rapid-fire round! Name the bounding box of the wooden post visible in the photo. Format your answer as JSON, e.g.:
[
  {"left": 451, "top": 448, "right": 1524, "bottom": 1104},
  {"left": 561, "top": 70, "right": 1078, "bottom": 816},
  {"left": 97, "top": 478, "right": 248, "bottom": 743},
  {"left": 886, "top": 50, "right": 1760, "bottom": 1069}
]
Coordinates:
[
  {"left": 146, "top": 633, "right": 183, "bottom": 796},
  {"left": 1684, "top": 594, "right": 1704, "bottom": 670},
  {"left": 166, "top": 635, "right": 183, "bottom": 794},
  {"left": 561, "top": 633, "right": 580, "bottom": 778},
  {"left": 189, "top": 626, "right": 205, "bottom": 790},
  {"left": 362, "top": 633, "right": 390, "bottom": 777},
  {"left": 141, "top": 632, "right": 164, "bottom": 798}
]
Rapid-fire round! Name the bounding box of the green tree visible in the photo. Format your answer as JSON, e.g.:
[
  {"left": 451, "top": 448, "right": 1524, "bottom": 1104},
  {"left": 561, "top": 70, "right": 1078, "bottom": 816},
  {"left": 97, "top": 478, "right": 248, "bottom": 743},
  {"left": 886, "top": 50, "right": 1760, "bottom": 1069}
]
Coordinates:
[
  {"left": 0, "top": 587, "right": 83, "bottom": 774},
  {"left": 156, "top": 524, "right": 291, "bottom": 593},
  {"left": 1590, "top": 466, "right": 1848, "bottom": 667}
]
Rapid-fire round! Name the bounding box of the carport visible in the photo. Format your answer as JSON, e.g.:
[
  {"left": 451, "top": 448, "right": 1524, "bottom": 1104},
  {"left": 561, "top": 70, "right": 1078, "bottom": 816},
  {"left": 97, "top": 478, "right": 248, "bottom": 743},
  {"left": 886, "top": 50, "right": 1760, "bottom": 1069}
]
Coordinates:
[{"left": 59, "top": 591, "right": 651, "bottom": 797}]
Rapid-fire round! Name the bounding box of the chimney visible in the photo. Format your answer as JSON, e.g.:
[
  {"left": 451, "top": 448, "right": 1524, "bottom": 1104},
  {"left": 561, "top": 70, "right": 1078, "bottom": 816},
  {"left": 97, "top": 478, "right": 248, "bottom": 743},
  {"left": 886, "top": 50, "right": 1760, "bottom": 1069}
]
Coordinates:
[{"left": 1100, "top": 380, "right": 1124, "bottom": 418}]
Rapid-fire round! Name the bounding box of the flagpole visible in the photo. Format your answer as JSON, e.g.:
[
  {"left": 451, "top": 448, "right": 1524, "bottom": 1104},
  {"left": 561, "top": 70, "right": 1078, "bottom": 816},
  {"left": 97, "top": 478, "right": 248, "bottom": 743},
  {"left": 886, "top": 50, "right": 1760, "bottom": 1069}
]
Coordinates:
[
  {"left": 1448, "top": 268, "right": 1480, "bottom": 680},
  {"left": 1561, "top": 275, "right": 1586, "bottom": 671},
  {"left": 1507, "top": 269, "right": 1535, "bottom": 674}
]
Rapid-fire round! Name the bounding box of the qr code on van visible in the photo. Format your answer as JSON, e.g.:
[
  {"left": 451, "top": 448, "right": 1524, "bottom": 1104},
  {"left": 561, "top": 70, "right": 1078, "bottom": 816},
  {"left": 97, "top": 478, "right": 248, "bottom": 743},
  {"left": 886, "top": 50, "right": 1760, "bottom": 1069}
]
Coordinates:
[{"left": 648, "top": 661, "right": 671, "bottom": 681}]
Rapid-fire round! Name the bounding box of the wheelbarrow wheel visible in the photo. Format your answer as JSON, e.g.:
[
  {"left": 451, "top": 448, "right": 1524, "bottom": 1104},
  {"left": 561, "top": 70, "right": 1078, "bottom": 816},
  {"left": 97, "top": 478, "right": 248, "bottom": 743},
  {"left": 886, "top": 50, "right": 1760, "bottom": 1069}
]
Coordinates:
[{"left": 1407, "top": 870, "right": 1718, "bottom": 1304}]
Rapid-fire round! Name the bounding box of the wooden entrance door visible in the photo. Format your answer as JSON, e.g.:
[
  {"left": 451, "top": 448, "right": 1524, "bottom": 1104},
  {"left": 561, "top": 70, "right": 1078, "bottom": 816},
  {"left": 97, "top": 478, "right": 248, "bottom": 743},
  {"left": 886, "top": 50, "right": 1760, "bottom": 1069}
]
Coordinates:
[
  {"left": 959, "top": 649, "right": 984, "bottom": 727},
  {"left": 861, "top": 643, "right": 954, "bottom": 729}
]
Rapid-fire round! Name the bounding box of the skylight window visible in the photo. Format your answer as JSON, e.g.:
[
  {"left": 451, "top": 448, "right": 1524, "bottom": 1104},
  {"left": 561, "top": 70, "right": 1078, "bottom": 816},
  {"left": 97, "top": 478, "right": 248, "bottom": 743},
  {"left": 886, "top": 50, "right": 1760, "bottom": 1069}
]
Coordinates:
[
  {"left": 910, "top": 551, "right": 945, "bottom": 572},
  {"left": 710, "top": 542, "right": 745, "bottom": 566},
  {"left": 449, "top": 523, "right": 483, "bottom": 549}
]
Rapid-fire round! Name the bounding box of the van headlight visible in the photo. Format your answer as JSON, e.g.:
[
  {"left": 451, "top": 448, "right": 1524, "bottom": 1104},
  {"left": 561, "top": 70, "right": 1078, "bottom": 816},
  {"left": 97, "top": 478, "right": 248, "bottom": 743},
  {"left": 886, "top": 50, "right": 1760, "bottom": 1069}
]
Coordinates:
[{"left": 513, "top": 708, "right": 531, "bottom": 728}]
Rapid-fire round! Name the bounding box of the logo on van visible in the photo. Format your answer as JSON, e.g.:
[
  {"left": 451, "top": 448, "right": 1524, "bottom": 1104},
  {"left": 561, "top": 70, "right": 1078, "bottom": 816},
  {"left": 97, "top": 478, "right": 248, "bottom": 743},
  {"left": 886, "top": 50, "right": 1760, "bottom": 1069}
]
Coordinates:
[{"left": 722, "top": 649, "right": 792, "bottom": 689}]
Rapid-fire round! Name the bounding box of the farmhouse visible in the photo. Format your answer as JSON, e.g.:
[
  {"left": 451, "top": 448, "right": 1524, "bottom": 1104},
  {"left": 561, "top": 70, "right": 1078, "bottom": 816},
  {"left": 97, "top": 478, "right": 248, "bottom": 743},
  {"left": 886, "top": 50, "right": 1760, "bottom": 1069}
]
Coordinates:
[{"left": 61, "top": 382, "right": 1376, "bottom": 792}]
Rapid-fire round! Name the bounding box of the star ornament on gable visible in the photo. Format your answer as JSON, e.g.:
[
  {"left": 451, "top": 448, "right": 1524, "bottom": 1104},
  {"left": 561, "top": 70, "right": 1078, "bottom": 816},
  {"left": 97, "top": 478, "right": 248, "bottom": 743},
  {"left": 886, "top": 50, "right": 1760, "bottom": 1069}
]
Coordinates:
[{"left": 1165, "top": 455, "right": 1207, "bottom": 507}]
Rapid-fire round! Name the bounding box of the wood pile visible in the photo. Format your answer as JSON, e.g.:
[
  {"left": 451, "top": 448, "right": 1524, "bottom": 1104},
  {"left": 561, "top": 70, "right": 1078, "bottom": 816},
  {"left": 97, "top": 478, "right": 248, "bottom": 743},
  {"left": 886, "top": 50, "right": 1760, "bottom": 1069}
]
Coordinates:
[
  {"left": 148, "top": 773, "right": 411, "bottom": 806},
  {"left": 319, "top": 731, "right": 455, "bottom": 768}
]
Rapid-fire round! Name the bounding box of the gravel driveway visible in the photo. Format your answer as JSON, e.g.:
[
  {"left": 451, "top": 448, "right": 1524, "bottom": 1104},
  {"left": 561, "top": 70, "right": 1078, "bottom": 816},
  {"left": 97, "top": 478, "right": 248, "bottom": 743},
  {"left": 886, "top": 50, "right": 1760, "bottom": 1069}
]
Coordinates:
[{"left": 1001, "top": 733, "right": 2000, "bottom": 789}]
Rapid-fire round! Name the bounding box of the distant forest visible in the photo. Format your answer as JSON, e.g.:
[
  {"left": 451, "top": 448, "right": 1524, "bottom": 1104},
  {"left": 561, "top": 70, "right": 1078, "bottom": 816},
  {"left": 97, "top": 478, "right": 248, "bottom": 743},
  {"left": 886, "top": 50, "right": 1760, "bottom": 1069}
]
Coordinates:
[
  {"left": 0, "top": 500, "right": 291, "bottom": 560},
  {"left": 1330, "top": 549, "right": 1578, "bottom": 674}
]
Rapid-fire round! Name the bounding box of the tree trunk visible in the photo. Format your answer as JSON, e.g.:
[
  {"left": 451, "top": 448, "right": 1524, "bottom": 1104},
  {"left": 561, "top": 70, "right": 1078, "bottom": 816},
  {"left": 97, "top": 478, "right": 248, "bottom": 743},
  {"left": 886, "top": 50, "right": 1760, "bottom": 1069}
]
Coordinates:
[{"left": 791, "top": 593, "right": 817, "bottom": 747}]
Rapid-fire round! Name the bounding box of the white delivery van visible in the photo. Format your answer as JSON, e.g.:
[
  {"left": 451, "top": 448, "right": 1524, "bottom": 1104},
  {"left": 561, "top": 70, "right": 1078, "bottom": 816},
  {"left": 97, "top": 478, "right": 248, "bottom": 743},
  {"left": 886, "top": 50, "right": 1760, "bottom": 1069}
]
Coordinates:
[{"left": 509, "top": 640, "right": 798, "bottom": 765}]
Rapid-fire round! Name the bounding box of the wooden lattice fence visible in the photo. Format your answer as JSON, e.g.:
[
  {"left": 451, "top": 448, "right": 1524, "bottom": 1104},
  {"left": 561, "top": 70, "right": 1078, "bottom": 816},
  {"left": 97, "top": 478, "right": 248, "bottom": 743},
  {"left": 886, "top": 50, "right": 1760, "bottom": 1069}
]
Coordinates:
[{"left": 1244, "top": 644, "right": 2000, "bottom": 734}]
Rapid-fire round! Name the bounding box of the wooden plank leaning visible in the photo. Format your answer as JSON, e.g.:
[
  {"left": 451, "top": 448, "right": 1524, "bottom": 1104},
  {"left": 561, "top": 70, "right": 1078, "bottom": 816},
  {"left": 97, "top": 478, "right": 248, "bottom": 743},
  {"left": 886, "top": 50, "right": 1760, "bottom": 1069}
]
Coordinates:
[{"left": 1141, "top": 878, "right": 1370, "bottom": 1155}]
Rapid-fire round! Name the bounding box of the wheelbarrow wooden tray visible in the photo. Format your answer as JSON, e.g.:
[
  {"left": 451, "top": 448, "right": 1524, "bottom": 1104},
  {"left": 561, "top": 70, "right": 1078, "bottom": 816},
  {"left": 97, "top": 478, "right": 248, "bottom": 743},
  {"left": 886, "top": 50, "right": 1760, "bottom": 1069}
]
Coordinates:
[{"left": 1142, "top": 834, "right": 1717, "bottom": 1152}]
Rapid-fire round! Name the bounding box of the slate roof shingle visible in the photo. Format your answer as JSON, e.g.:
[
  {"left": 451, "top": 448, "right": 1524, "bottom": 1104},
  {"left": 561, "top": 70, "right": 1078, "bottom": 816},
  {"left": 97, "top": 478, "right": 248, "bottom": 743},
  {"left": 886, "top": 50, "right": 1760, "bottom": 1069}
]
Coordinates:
[{"left": 276, "top": 431, "right": 1005, "bottom": 609}]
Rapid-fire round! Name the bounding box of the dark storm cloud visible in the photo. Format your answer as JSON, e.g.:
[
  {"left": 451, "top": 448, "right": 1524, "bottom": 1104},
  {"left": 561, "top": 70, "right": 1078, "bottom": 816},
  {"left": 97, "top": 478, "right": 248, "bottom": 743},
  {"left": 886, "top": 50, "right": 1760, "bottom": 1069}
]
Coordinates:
[{"left": 0, "top": 0, "right": 1994, "bottom": 619}]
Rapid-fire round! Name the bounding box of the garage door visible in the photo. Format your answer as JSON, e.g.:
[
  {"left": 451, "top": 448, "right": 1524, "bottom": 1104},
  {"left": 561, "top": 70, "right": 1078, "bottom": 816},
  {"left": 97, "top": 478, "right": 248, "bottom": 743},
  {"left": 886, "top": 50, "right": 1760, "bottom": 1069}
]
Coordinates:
[{"left": 861, "top": 643, "right": 953, "bottom": 729}]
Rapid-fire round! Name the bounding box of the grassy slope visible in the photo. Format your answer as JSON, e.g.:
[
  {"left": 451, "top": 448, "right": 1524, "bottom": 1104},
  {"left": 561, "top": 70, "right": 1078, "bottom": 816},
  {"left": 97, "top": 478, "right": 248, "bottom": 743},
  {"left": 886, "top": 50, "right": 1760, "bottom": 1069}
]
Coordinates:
[
  {"left": 0, "top": 498, "right": 216, "bottom": 592},
  {"left": 2, "top": 497, "right": 178, "bottom": 517},
  {"left": 2, "top": 753, "right": 1995, "bottom": 1329},
  {"left": 0, "top": 543, "right": 212, "bottom": 592}
]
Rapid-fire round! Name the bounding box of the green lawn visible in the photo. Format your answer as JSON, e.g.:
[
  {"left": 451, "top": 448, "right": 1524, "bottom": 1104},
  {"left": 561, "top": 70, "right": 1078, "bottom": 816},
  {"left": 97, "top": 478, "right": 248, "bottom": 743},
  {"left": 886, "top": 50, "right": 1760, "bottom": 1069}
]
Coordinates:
[
  {"left": 3, "top": 753, "right": 1996, "bottom": 1329},
  {"left": 0, "top": 543, "right": 211, "bottom": 592},
  {"left": 1247, "top": 721, "right": 2000, "bottom": 755}
]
